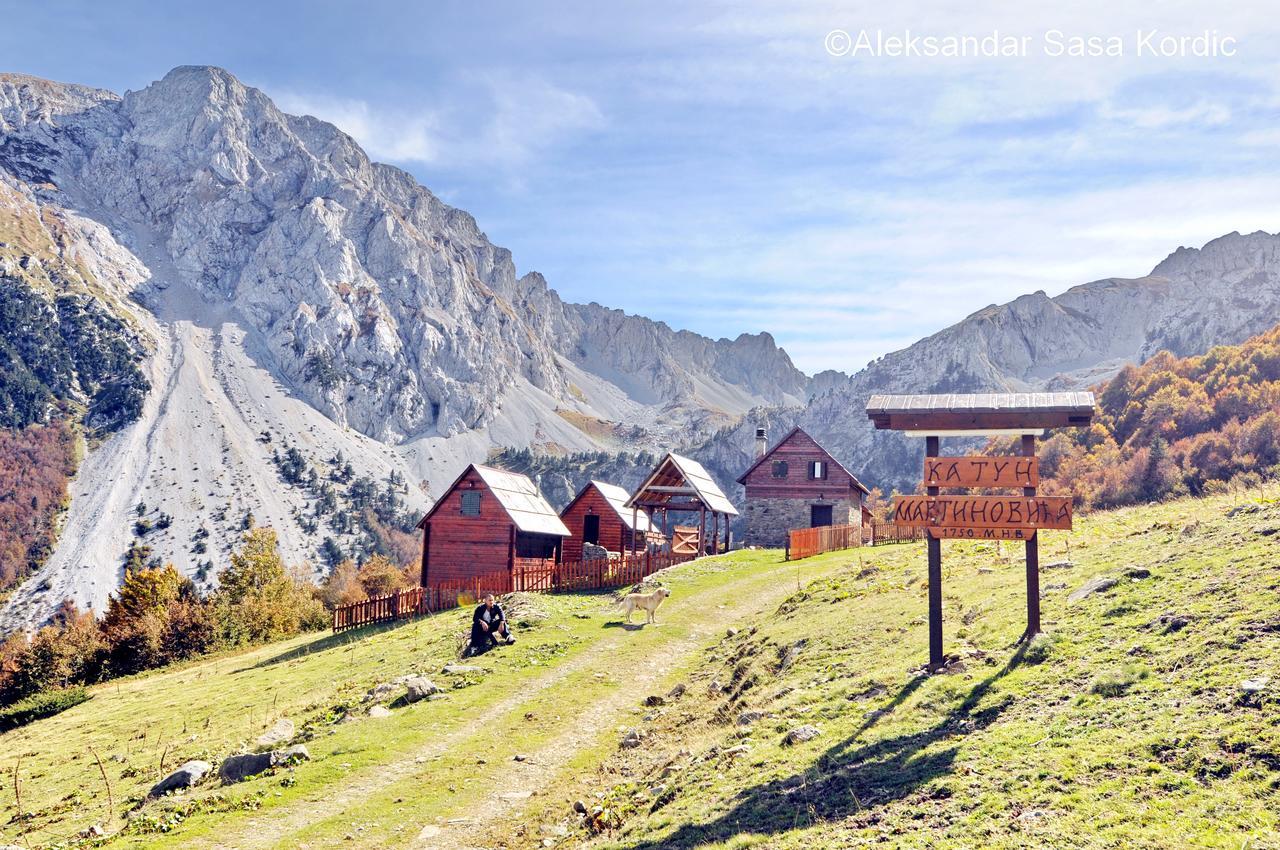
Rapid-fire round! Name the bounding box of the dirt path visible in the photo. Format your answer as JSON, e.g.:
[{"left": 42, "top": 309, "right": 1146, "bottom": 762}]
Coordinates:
[
  {"left": 411, "top": 566, "right": 809, "bottom": 850},
  {"left": 211, "top": 555, "right": 828, "bottom": 849}
]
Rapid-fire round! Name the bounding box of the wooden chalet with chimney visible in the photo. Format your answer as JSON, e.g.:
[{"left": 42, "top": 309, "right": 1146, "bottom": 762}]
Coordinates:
[
  {"left": 560, "top": 480, "right": 657, "bottom": 562},
  {"left": 736, "top": 426, "right": 870, "bottom": 548},
  {"left": 417, "top": 464, "right": 570, "bottom": 586}
]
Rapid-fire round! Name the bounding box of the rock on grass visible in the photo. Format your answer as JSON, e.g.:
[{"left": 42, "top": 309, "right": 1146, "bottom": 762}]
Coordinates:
[
  {"left": 148, "top": 760, "right": 211, "bottom": 799},
  {"left": 1068, "top": 576, "right": 1117, "bottom": 603},
  {"left": 783, "top": 725, "right": 820, "bottom": 745}
]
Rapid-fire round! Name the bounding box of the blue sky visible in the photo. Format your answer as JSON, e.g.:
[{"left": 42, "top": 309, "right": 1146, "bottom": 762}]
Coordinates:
[{"left": 6, "top": 1, "right": 1280, "bottom": 374}]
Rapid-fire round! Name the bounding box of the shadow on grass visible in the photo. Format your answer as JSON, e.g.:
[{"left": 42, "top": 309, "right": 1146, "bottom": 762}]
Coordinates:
[
  {"left": 237, "top": 619, "right": 415, "bottom": 671},
  {"left": 602, "top": 621, "right": 647, "bottom": 631},
  {"left": 624, "top": 644, "right": 1030, "bottom": 850}
]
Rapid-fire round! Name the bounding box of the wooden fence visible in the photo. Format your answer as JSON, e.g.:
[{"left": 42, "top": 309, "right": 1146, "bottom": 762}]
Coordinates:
[
  {"left": 868, "top": 522, "right": 926, "bottom": 546},
  {"left": 786, "top": 523, "right": 863, "bottom": 560},
  {"left": 332, "top": 550, "right": 696, "bottom": 633}
]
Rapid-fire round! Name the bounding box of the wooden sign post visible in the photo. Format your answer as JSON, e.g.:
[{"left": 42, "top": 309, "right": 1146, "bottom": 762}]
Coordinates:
[{"left": 866, "top": 392, "right": 1096, "bottom": 672}]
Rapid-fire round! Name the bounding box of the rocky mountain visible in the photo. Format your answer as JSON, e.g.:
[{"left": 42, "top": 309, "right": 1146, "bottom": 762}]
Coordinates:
[
  {"left": 0, "top": 66, "right": 808, "bottom": 628},
  {"left": 700, "top": 230, "right": 1280, "bottom": 495}
]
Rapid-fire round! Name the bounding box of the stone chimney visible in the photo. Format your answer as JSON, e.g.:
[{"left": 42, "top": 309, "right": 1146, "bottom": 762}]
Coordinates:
[{"left": 755, "top": 427, "right": 768, "bottom": 459}]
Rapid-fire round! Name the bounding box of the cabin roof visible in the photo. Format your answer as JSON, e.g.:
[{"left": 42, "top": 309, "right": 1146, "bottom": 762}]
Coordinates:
[
  {"left": 866, "top": 392, "right": 1096, "bottom": 432},
  {"left": 562, "top": 480, "right": 654, "bottom": 532},
  {"left": 418, "top": 463, "right": 570, "bottom": 536},
  {"left": 625, "top": 452, "right": 738, "bottom": 516},
  {"left": 734, "top": 425, "right": 870, "bottom": 493}
]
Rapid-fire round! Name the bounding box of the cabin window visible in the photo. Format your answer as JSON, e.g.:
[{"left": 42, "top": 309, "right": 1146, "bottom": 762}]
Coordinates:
[
  {"left": 460, "top": 491, "right": 481, "bottom": 516},
  {"left": 808, "top": 461, "right": 827, "bottom": 480},
  {"left": 771, "top": 460, "right": 788, "bottom": 478}
]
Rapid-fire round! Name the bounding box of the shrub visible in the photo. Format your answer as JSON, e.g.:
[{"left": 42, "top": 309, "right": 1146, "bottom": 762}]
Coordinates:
[
  {"left": 357, "top": 554, "right": 410, "bottom": 598},
  {"left": 0, "top": 686, "right": 90, "bottom": 731},
  {"left": 319, "top": 560, "right": 365, "bottom": 609}
]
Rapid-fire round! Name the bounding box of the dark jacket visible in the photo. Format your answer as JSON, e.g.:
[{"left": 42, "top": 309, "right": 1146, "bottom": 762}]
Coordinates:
[{"left": 471, "top": 602, "right": 506, "bottom": 642}]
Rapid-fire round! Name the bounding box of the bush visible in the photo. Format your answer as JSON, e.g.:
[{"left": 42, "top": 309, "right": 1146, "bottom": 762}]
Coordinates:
[
  {"left": 319, "top": 560, "right": 365, "bottom": 609},
  {"left": 0, "top": 686, "right": 90, "bottom": 731},
  {"left": 357, "top": 555, "right": 410, "bottom": 598}
]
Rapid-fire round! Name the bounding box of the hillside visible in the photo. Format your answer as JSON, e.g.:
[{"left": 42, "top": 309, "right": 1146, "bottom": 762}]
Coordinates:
[
  {"left": 3, "top": 489, "right": 1278, "bottom": 848},
  {"left": 1033, "top": 324, "right": 1280, "bottom": 509}
]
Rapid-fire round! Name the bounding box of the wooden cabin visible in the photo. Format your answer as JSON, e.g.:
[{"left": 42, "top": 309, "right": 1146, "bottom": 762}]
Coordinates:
[
  {"left": 626, "top": 452, "right": 738, "bottom": 555},
  {"left": 559, "top": 480, "right": 657, "bottom": 562},
  {"left": 736, "top": 426, "right": 870, "bottom": 548},
  {"left": 417, "top": 464, "right": 570, "bottom": 586}
]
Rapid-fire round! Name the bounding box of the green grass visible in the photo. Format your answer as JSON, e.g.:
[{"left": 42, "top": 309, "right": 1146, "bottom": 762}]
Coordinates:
[
  {"left": 5, "top": 490, "right": 1280, "bottom": 849},
  {"left": 0, "top": 548, "right": 852, "bottom": 848},
  {"left": 544, "top": 492, "right": 1280, "bottom": 850}
]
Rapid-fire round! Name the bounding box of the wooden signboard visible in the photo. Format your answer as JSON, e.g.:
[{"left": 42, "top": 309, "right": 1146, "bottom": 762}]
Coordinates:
[
  {"left": 928, "top": 527, "right": 1036, "bottom": 541},
  {"left": 924, "top": 456, "right": 1038, "bottom": 489},
  {"left": 893, "top": 495, "right": 1072, "bottom": 530}
]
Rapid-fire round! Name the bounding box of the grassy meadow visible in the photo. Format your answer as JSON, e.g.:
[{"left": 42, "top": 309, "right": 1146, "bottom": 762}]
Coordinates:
[{"left": 2, "top": 489, "right": 1279, "bottom": 848}]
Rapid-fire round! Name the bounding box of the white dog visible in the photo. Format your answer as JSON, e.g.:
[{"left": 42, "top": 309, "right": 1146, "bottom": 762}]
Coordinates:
[{"left": 620, "top": 587, "right": 671, "bottom": 624}]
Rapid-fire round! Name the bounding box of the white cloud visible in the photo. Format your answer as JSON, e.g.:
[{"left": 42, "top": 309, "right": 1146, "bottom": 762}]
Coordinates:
[
  {"left": 273, "top": 75, "right": 603, "bottom": 174},
  {"left": 273, "top": 92, "right": 441, "bottom": 163}
]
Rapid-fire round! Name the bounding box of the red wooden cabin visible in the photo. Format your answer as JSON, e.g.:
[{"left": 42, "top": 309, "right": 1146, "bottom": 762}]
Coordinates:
[
  {"left": 417, "top": 464, "right": 570, "bottom": 586},
  {"left": 560, "top": 480, "right": 656, "bottom": 562},
  {"left": 736, "top": 426, "right": 870, "bottom": 548}
]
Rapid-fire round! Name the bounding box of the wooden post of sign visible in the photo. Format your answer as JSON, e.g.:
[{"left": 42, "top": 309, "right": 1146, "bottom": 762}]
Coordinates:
[
  {"left": 1022, "top": 433, "right": 1041, "bottom": 638},
  {"left": 925, "top": 435, "right": 944, "bottom": 671}
]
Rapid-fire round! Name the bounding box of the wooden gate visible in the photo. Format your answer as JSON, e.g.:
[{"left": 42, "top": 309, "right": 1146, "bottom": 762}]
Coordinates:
[{"left": 671, "top": 525, "right": 700, "bottom": 555}]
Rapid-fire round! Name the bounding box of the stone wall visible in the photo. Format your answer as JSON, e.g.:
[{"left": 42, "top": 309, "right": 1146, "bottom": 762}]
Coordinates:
[{"left": 743, "top": 497, "right": 856, "bottom": 548}]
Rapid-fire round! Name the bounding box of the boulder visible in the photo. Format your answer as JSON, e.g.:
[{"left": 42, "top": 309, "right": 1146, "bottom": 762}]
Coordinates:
[
  {"left": 403, "top": 677, "right": 442, "bottom": 703},
  {"left": 666, "top": 683, "right": 687, "bottom": 699},
  {"left": 364, "top": 683, "right": 398, "bottom": 703},
  {"left": 1254, "top": 524, "right": 1280, "bottom": 537},
  {"left": 1123, "top": 566, "right": 1152, "bottom": 580},
  {"left": 219, "top": 746, "right": 310, "bottom": 783},
  {"left": 1228, "top": 504, "right": 1262, "bottom": 517},
  {"left": 255, "top": 718, "right": 295, "bottom": 747},
  {"left": 1068, "top": 576, "right": 1118, "bottom": 603},
  {"left": 783, "top": 725, "right": 821, "bottom": 745},
  {"left": 368, "top": 705, "right": 392, "bottom": 718},
  {"left": 148, "top": 759, "right": 212, "bottom": 799},
  {"left": 736, "top": 711, "right": 764, "bottom": 727},
  {"left": 582, "top": 543, "right": 610, "bottom": 561},
  {"left": 620, "top": 729, "right": 643, "bottom": 749},
  {"left": 1241, "top": 677, "right": 1271, "bottom": 695},
  {"left": 275, "top": 745, "right": 310, "bottom": 765},
  {"left": 1044, "top": 560, "right": 1075, "bottom": 570},
  {"left": 441, "top": 664, "right": 483, "bottom": 675},
  {"left": 643, "top": 695, "right": 665, "bottom": 707},
  {"left": 219, "top": 752, "right": 275, "bottom": 783}
]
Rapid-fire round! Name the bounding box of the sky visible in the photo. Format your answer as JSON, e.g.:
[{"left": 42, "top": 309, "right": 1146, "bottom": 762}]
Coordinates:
[{"left": 5, "top": 1, "right": 1280, "bottom": 375}]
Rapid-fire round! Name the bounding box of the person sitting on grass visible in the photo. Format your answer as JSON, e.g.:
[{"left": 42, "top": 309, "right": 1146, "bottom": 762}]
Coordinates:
[{"left": 469, "top": 593, "right": 514, "bottom": 654}]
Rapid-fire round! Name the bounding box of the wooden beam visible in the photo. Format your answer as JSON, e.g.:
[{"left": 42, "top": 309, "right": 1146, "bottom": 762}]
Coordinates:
[
  {"left": 926, "top": 435, "right": 944, "bottom": 672},
  {"left": 1023, "top": 433, "right": 1041, "bottom": 639}
]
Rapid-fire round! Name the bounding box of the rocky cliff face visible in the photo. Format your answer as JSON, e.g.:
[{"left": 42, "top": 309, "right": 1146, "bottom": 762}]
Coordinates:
[
  {"left": 0, "top": 67, "right": 807, "bottom": 444},
  {"left": 0, "top": 66, "right": 808, "bottom": 627},
  {"left": 701, "top": 230, "right": 1280, "bottom": 495}
]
